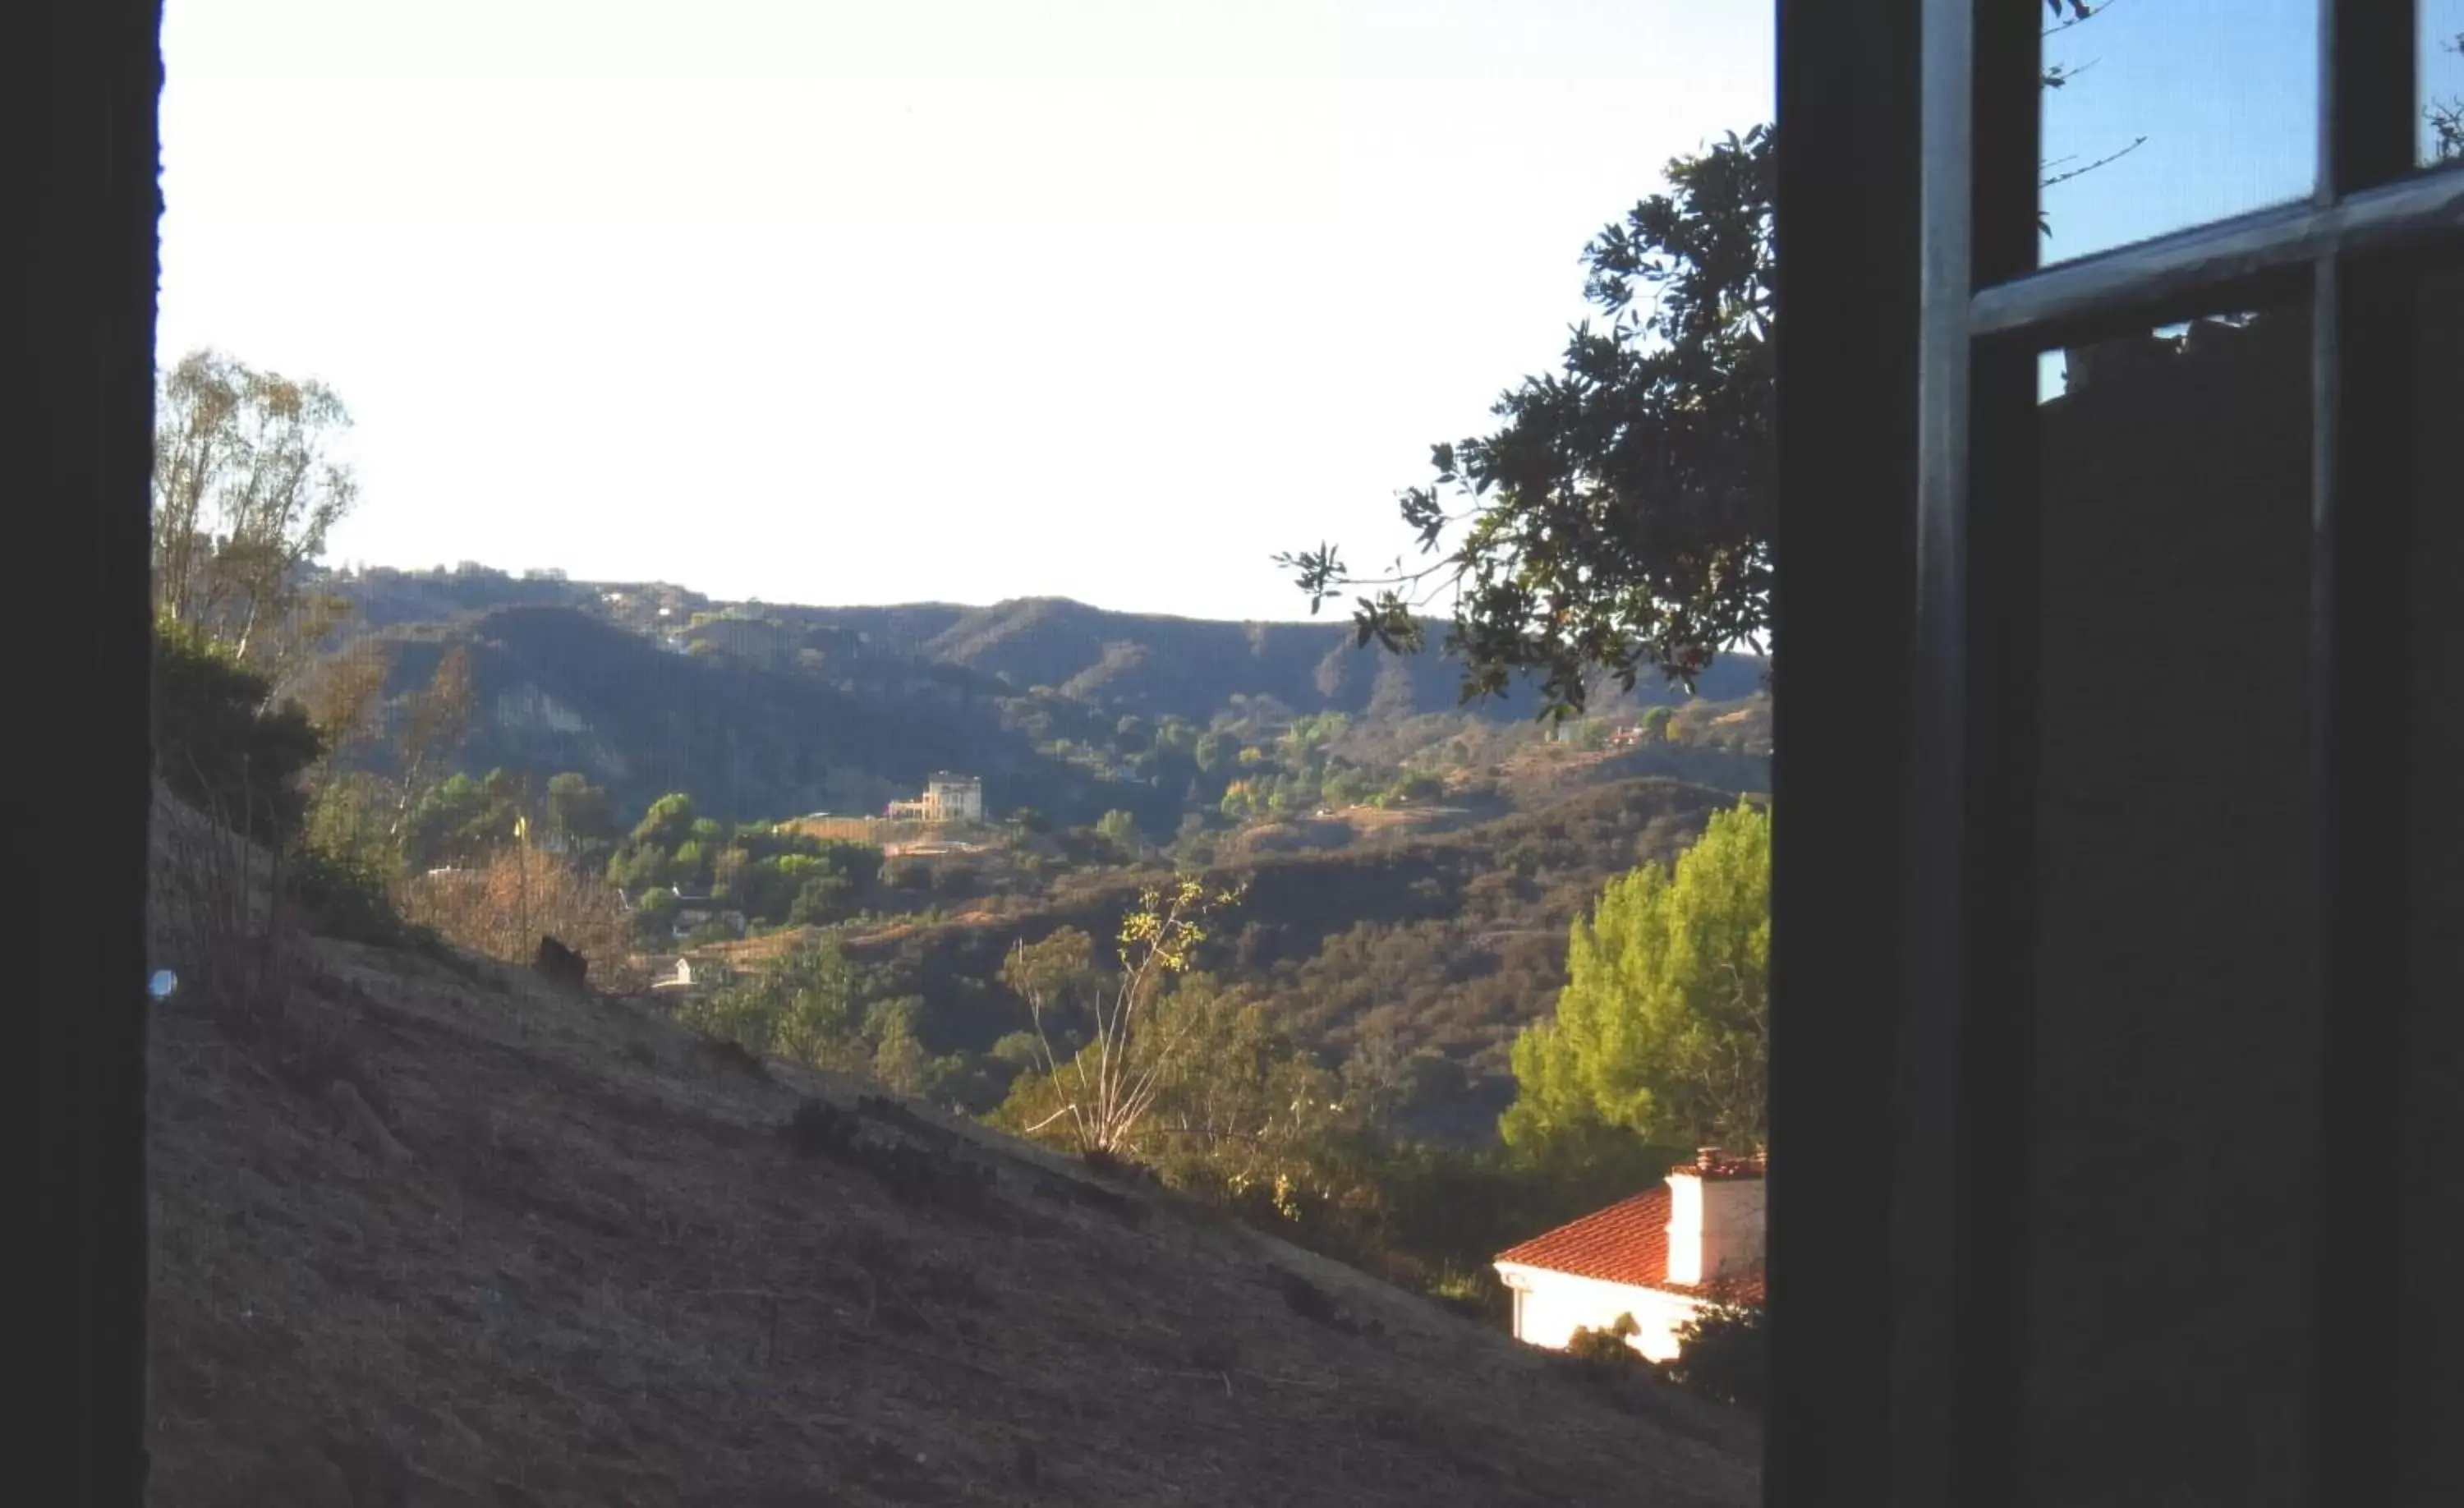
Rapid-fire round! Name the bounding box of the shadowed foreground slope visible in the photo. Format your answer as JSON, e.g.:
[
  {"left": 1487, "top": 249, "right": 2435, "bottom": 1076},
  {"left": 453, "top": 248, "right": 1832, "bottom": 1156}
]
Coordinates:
[{"left": 144, "top": 920, "right": 1760, "bottom": 1506}]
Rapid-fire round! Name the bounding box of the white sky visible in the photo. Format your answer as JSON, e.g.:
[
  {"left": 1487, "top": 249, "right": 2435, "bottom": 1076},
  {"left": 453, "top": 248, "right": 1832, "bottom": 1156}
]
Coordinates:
[{"left": 158, "top": 0, "right": 1774, "bottom": 623}]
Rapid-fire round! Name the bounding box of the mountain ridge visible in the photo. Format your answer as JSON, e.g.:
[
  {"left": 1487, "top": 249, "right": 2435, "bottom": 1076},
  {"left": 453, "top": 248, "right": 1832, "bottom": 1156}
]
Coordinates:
[{"left": 317, "top": 569, "right": 1768, "bottom": 830}]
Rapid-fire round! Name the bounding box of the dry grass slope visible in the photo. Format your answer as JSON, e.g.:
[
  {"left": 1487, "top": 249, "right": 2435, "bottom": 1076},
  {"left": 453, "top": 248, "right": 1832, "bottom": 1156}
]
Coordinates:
[{"left": 145, "top": 899, "right": 1761, "bottom": 1505}]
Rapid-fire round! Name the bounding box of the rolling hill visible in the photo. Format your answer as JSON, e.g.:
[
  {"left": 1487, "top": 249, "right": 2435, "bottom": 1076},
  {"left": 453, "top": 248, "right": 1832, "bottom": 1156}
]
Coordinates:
[
  {"left": 316, "top": 572, "right": 1768, "bottom": 832},
  {"left": 351, "top": 605, "right": 1147, "bottom": 829},
  {"left": 798, "top": 596, "right": 1764, "bottom": 723}
]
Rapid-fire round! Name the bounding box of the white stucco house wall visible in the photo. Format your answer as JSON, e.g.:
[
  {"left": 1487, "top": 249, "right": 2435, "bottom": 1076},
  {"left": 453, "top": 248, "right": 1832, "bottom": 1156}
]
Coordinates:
[
  {"left": 1493, "top": 1147, "right": 1768, "bottom": 1364},
  {"left": 922, "top": 773, "right": 985, "bottom": 823},
  {"left": 887, "top": 775, "right": 986, "bottom": 824}
]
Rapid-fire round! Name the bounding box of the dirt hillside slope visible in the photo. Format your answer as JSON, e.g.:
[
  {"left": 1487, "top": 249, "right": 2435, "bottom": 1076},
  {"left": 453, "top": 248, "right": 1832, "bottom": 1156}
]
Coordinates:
[{"left": 145, "top": 925, "right": 1760, "bottom": 1507}]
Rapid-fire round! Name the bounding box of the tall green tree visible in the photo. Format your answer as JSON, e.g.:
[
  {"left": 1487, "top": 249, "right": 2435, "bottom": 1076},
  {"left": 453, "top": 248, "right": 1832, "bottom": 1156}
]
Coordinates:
[
  {"left": 1193, "top": 729, "right": 1241, "bottom": 775},
  {"left": 399, "top": 772, "right": 497, "bottom": 871},
  {"left": 1095, "top": 808, "right": 1142, "bottom": 855},
  {"left": 544, "top": 772, "right": 619, "bottom": 862},
  {"left": 149, "top": 624, "right": 324, "bottom": 843},
  {"left": 1501, "top": 799, "right": 1770, "bottom": 1155},
  {"left": 629, "top": 792, "right": 698, "bottom": 849},
  {"left": 683, "top": 936, "right": 873, "bottom": 1074}
]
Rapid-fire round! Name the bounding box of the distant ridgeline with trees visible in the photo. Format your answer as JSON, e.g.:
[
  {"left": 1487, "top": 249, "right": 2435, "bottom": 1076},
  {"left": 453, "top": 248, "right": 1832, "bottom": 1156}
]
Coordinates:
[{"left": 299, "top": 582, "right": 1768, "bottom": 841}]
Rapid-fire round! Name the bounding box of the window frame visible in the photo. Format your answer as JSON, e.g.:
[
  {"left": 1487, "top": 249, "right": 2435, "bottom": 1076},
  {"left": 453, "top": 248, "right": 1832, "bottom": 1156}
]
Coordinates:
[{"left": 1772, "top": 1, "right": 2457, "bottom": 1504}]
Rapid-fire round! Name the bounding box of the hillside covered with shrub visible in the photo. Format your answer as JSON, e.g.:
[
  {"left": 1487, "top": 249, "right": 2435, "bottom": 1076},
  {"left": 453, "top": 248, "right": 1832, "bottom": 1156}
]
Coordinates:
[{"left": 835, "top": 777, "right": 1746, "bottom": 1142}]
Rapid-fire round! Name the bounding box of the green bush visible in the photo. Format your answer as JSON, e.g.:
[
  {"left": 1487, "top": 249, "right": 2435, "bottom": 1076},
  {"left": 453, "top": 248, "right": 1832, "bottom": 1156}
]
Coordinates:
[
  {"left": 1565, "top": 1313, "right": 1648, "bottom": 1376},
  {"left": 789, "top": 872, "right": 855, "bottom": 926},
  {"left": 285, "top": 840, "right": 414, "bottom": 946},
  {"left": 1664, "top": 1293, "right": 1766, "bottom": 1408},
  {"left": 150, "top": 624, "right": 322, "bottom": 843},
  {"left": 630, "top": 886, "right": 679, "bottom": 940},
  {"left": 1422, "top": 1267, "right": 1502, "bottom": 1325}
]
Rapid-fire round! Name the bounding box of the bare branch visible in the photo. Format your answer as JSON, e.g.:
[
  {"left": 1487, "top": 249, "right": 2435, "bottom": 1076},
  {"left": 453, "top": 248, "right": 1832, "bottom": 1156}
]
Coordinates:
[
  {"left": 2041, "top": 135, "right": 2148, "bottom": 191},
  {"left": 2043, "top": 0, "right": 2127, "bottom": 39}
]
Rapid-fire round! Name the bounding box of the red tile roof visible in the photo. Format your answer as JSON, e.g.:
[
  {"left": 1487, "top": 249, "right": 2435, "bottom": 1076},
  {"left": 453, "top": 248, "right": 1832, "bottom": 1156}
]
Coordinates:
[{"left": 1493, "top": 1186, "right": 1766, "bottom": 1304}]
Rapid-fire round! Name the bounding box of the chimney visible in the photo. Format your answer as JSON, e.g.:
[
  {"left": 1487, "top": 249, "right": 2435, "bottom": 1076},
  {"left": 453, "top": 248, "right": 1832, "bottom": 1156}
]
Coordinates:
[{"left": 1663, "top": 1148, "right": 1768, "bottom": 1288}]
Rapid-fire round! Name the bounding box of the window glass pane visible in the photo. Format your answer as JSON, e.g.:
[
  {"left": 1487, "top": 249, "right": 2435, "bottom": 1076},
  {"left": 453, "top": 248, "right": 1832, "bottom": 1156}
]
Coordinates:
[
  {"left": 2039, "top": 1, "right": 2315, "bottom": 264},
  {"left": 2025, "top": 303, "right": 2318, "bottom": 1506},
  {"left": 2428, "top": 1, "right": 2464, "bottom": 168}
]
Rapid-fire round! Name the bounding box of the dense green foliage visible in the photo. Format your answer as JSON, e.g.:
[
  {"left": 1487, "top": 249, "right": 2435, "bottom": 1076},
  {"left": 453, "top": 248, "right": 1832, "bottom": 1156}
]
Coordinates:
[
  {"left": 545, "top": 770, "right": 621, "bottom": 867},
  {"left": 152, "top": 620, "right": 435, "bottom": 955},
  {"left": 686, "top": 936, "right": 1023, "bottom": 1110},
  {"left": 1501, "top": 799, "right": 1769, "bottom": 1155},
  {"left": 151, "top": 624, "right": 324, "bottom": 842},
  {"left": 1283, "top": 128, "right": 1775, "bottom": 710},
  {"left": 599, "top": 791, "right": 888, "bottom": 936},
  {"left": 1564, "top": 1313, "right": 1646, "bottom": 1373},
  {"left": 397, "top": 769, "right": 531, "bottom": 871},
  {"left": 1557, "top": 1295, "right": 1767, "bottom": 1407},
  {"left": 1662, "top": 1287, "right": 1768, "bottom": 1408},
  {"left": 314, "top": 569, "right": 1768, "bottom": 839},
  {"left": 1092, "top": 808, "right": 1142, "bottom": 856}
]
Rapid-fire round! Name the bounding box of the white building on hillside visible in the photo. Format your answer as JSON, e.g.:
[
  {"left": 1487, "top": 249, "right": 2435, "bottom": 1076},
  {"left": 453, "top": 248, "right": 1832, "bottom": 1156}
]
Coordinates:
[
  {"left": 1492, "top": 1147, "right": 1767, "bottom": 1363},
  {"left": 922, "top": 772, "right": 984, "bottom": 823}
]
